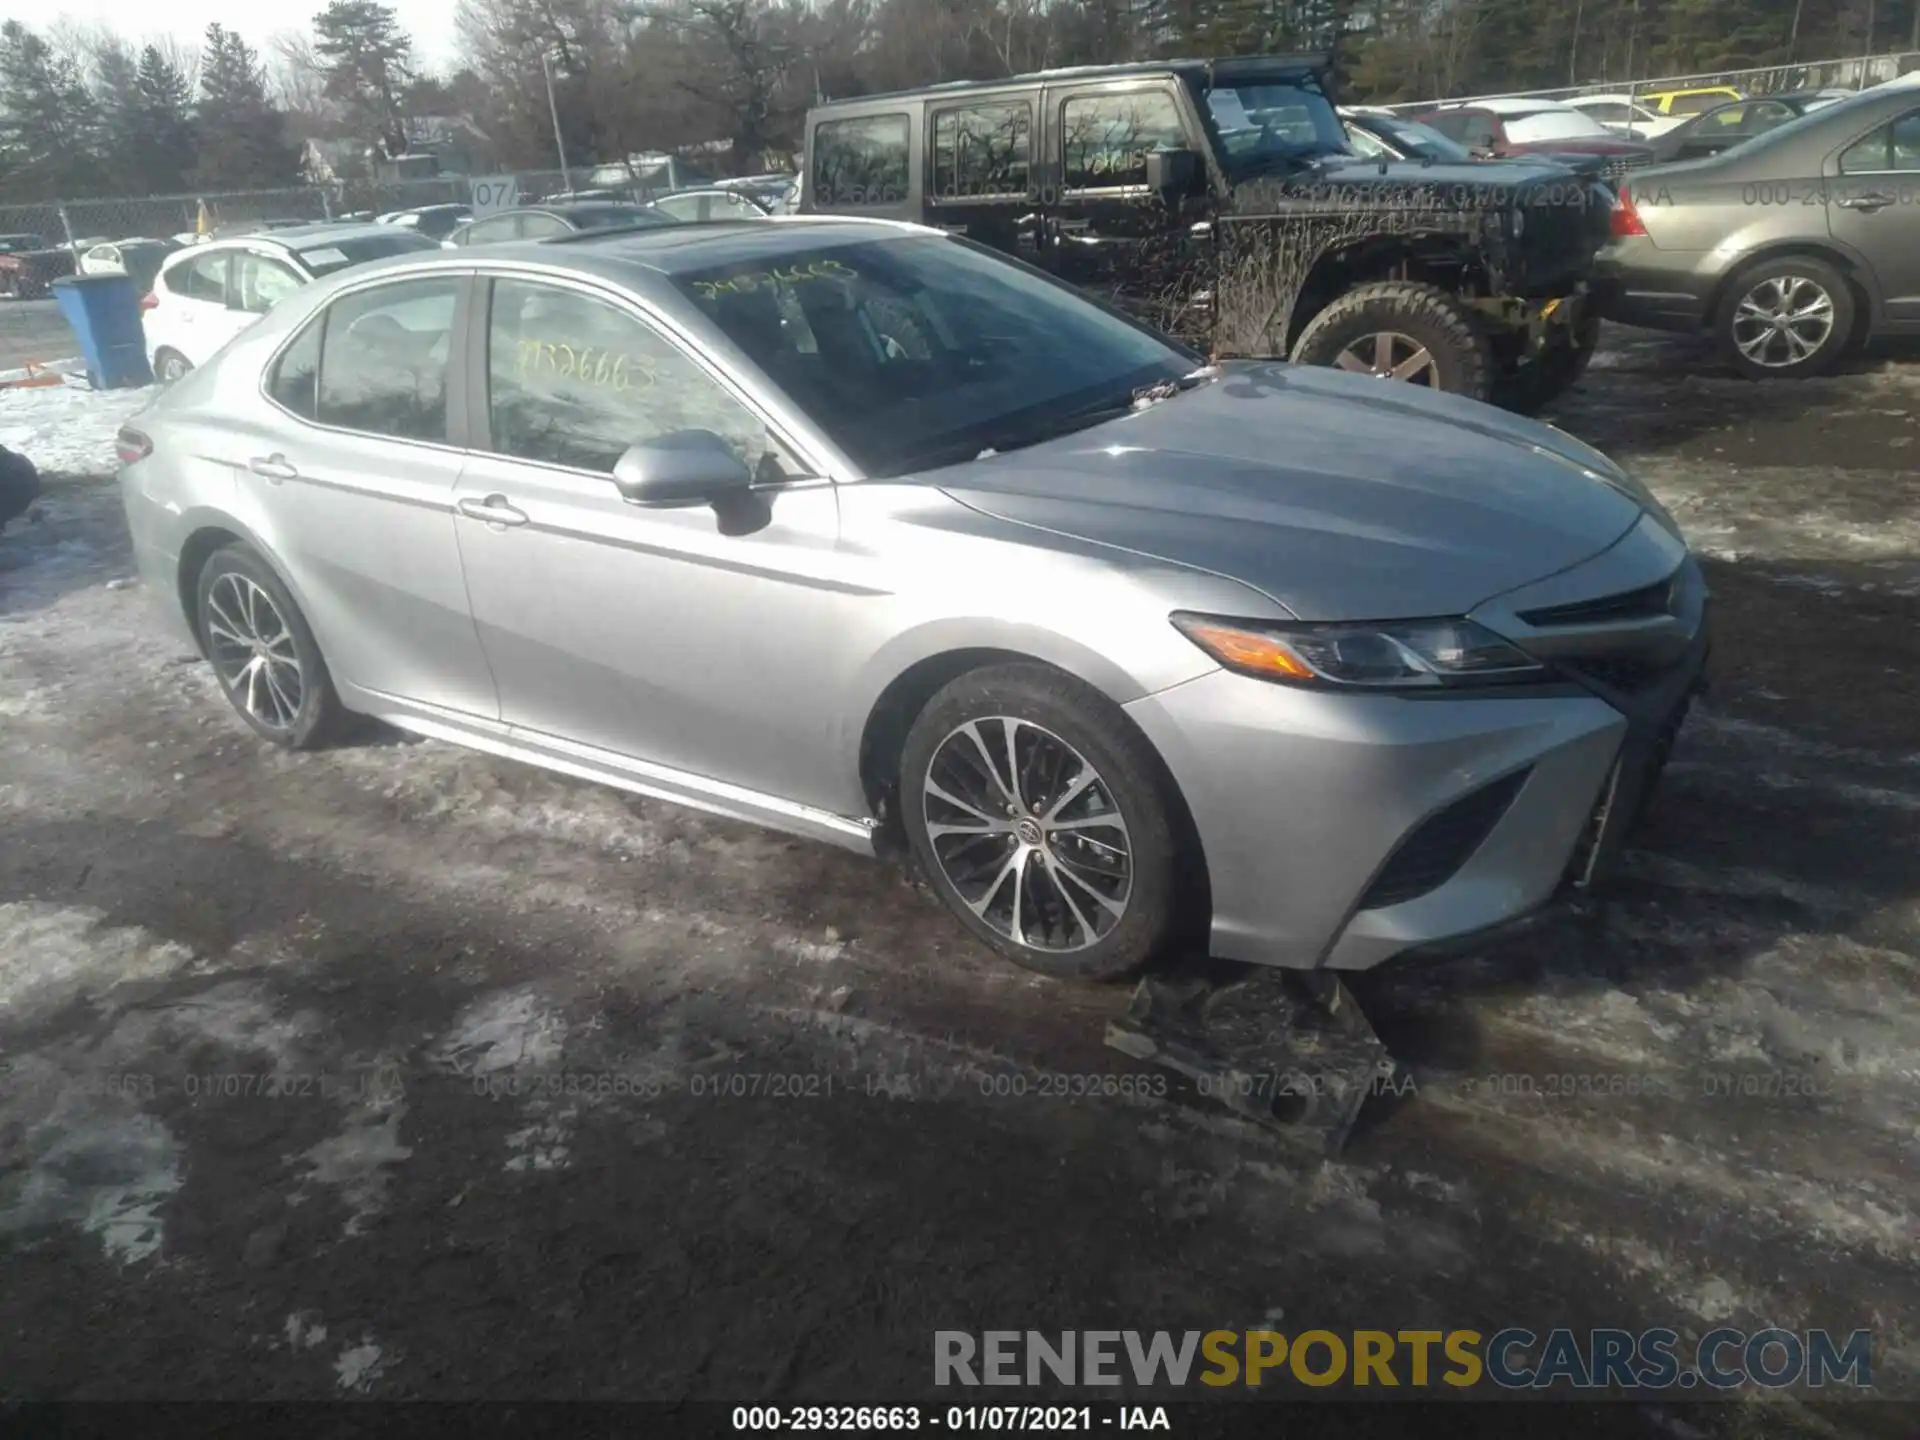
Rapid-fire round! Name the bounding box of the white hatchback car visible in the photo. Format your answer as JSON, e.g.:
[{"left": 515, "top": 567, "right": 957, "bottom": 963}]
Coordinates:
[{"left": 143, "top": 223, "right": 441, "bottom": 383}]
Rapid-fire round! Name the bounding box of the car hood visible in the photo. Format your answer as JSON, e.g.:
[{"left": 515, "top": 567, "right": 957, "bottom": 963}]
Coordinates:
[{"left": 932, "top": 363, "right": 1647, "bottom": 622}]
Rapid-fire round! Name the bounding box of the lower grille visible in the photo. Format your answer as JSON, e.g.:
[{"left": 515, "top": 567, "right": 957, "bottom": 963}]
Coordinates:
[
  {"left": 1357, "top": 768, "right": 1531, "bottom": 911},
  {"left": 1560, "top": 655, "right": 1672, "bottom": 695}
]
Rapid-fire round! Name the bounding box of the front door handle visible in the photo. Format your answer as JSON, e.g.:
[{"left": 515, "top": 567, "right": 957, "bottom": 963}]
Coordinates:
[
  {"left": 456, "top": 494, "right": 529, "bottom": 527},
  {"left": 1836, "top": 192, "right": 1895, "bottom": 211},
  {"left": 248, "top": 454, "right": 297, "bottom": 482}
]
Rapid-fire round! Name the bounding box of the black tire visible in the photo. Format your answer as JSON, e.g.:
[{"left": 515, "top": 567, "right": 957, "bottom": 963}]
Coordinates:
[
  {"left": 154, "top": 349, "right": 192, "bottom": 385},
  {"left": 1714, "top": 255, "right": 1854, "bottom": 380},
  {"left": 1496, "top": 310, "right": 1602, "bottom": 414},
  {"left": 899, "top": 663, "right": 1183, "bottom": 982},
  {"left": 1290, "top": 281, "right": 1495, "bottom": 403},
  {"left": 194, "top": 543, "right": 345, "bottom": 750}
]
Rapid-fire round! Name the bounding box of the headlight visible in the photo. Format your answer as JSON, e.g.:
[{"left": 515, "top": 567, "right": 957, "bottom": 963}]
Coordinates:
[{"left": 1171, "top": 612, "right": 1545, "bottom": 689}]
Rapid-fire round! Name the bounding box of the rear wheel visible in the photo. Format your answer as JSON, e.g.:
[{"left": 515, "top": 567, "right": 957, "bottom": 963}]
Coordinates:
[
  {"left": 1291, "top": 282, "right": 1495, "bottom": 404},
  {"left": 194, "top": 544, "right": 345, "bottom": 749},
  {"left": 899, "top": 664, "right": 1183, "bottom": 982},
  {"left": 1714, "top": 256, "right": 1853, "bottom": 379},
  {"left": 155, "top": 349, "right": 192, "bottom": 385}
]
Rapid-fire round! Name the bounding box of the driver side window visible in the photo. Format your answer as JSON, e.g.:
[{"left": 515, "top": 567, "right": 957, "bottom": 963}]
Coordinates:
[
  {"left": 484, "top": 278, "right": 801, "bottom": 479},
  {"left": 1061, "top": 90, "right": 1187, "bottom": 191}
]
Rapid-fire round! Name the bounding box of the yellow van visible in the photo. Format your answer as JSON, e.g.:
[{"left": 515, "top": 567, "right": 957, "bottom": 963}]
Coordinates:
[{"left": 1640, "top": 86, "right": 1744, "bottom": 115}]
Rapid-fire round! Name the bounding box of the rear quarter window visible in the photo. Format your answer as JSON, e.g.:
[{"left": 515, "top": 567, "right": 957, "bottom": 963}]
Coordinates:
[{"left": 811, "top": 114, "right": 911, "bottom": 208}]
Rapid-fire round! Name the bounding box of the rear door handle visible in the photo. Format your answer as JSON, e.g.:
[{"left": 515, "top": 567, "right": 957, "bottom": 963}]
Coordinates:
[
  {"left": 1836, "top": 192, "right": 1895, "bottom": 211},
  {"left": 248, "top": 454, "right": 297, "bottom": 482},
  {"left": 456, "top": 494, "right": 529, "bottom": 527}
]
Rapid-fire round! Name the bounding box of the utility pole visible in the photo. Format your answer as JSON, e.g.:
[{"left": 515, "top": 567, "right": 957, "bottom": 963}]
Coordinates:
[{"left": 541, "top": 49, "right": 573, "bottom": 194}]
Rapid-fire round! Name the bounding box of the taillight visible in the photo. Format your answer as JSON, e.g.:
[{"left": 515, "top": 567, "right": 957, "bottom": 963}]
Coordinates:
[
  {"left": 139, "top": 292, "right": 158, "bottom": 311},
  {"left": 1610, "top": 189, "right": 1648, "bottom": 237},
  {"left": 115, "top": 427, "right": 152, "bottom": 465}
]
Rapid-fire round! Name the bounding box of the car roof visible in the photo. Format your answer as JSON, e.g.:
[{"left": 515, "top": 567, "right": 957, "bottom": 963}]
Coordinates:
[
  {"left": 1570, "top": 93, "right": 1647, "bottom": 104},
  {"left": 812, "top": 51, "right": 1331, "bottom": 108}
]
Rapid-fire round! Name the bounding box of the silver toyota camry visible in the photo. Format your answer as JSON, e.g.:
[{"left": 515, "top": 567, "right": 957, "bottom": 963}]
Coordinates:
[{"left": 117, "top": 216, "right": 1708, "bottom": 982}]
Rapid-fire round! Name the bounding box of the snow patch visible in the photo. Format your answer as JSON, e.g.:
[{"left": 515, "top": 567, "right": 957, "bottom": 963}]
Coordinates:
[
  {"left": 334, "top": 1341, "right": 388, "bottom": 1392},
  {"left": 0, "top": 380, "right": 157, "bottom": 474},
  {"left": 284, "top": 1312, "right": 329, "bottom": 1350},
  {"left": 0, "top": 1083, "right": 181, "bottom": 1266},
  {"left": 298, "top": 1057, "right": 412, "bottom": 1236},
  {"left": 432, "top": 989, "right": 567, "bottom": 1077},
  {"left": 0, "top": 901, "right": 196, "bottom": 1019}
]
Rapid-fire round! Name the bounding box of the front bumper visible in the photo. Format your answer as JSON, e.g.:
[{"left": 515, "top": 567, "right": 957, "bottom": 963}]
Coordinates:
[{"left": 1125, "top": 518, "right": 1709, "bottom": 973}]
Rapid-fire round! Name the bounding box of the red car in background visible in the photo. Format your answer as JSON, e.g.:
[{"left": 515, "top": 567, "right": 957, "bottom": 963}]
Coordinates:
[
  {"left": 1410, "top": 98, "right": 1657, "bottom": 184},
  {"left": 0, "top": 233, "right": 77, "bottom": 299}
]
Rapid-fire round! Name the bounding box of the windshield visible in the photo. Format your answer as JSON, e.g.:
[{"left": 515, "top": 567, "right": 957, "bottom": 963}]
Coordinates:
[
  {"left": 1371, "top": 115, "right": 1474, "bottom": 162},
  {"left": 672, "top": 236, "right": 1194, "bottom": 477},
  {"left": 295, "top": 231, "right": 441, "bottom": 276},
  {"left": 1505, "top": 109, "right": 1612, "bottom": 142},
  {"left": 1203, "top": 77, "right": 1349, "bottom": 174}
]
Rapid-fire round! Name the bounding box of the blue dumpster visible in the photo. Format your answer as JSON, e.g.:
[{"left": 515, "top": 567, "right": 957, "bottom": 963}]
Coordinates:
[{"left": 51, "top": 273, "right": 155, "bottom": 389}]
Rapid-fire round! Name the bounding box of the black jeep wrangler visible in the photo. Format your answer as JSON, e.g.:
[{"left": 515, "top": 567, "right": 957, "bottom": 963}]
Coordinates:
[{"left": 799, "top": 54, "right": 1617, "bottom": 411}]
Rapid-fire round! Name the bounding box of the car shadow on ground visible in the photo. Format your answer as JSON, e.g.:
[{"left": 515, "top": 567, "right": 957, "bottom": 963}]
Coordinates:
[{"left": 0, "top": 478, "right": 132, "bottom": 620}]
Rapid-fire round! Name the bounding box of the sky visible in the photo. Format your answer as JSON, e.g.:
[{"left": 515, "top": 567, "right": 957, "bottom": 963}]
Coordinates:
[{"left": 0, "top": 0, "right": 461, "bottom": 73}]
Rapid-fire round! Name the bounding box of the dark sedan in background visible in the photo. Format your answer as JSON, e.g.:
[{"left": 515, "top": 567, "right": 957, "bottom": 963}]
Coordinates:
[
  {"left": 1598, "top": 84, "right": 1920, "bottom": 377},
  {"left": 1646, "top": 90, "right": 1854, "bottom": 164}
]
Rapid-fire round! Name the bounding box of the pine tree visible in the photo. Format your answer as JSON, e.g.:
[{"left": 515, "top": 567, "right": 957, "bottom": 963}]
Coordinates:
[
  {"left": 312, "top": 0, "right": 417, "bottom": 159},
  {"left": 193, "top": 24, "right": 301, "bottom": 189},
  {"left": 0, "top": 20, "right": 107, "bottom": 200}
]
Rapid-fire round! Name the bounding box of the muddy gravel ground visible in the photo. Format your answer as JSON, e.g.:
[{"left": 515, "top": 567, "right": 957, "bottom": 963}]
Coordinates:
[{"left": 1, "top": 328, "right": 1916, "bottom": 1433}]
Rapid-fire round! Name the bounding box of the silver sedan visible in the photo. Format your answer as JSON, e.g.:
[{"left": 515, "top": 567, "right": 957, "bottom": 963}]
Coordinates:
[{"left": 116, "top": 216, "right": 1709, "bottom": 981}]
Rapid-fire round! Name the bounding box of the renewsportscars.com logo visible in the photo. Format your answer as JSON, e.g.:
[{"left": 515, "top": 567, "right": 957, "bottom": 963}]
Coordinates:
[{"left": 934, "top": 1329, "right": 1875, "bottom": 1391}]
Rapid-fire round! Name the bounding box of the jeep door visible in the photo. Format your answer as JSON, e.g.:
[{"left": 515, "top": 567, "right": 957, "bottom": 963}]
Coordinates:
[
  {"left": 1038, "top": 79, "right": 1203, "bottom": 325},
  {"left": 923, "top": 92, "right": 1042, "bottom": 263}
]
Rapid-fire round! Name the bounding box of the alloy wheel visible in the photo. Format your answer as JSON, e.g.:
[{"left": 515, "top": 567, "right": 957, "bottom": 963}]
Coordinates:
[
  {"left": 1333, "top": 330, "right": 1439, "bottom": 385},
  {"left": 204, "top": 572, "right": 305, "bottom": 732},
  {"left": 1731, "top": 275, "right": 1835, "bottom": 368},
  {"left": 921, "top": 716, "right": 1133, "bottom": 953}
]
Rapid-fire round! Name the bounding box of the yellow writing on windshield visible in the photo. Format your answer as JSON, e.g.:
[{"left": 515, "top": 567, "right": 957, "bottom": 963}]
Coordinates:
[
  {"left": 690, "top": 258, "right": 856, "bottom": 300},
  {"left": 513, "top": 337, "right": 657, "bottom": 392}
]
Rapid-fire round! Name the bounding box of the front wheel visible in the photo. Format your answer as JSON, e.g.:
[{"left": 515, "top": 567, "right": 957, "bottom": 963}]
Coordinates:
[
  {"left": 1715, "top": 256, "right": 1854, "bottom": 379},
  {"left": 899, "top": 664, "right": 1184, "bottom": 982},
  {"left": 1290, "top": 281, "right": 1495, "bottom": 403}
]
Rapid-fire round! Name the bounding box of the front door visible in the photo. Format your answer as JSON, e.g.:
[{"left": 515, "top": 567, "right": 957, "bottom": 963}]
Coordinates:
[
  {"left": 1827, "top": 103, "right": 1920, "bottom": 327},
  {"left": 1038, "top": 81, "right": 1199, "bottom": 326},
  {"left": 450, "top": 273, "right": 847, "bottom": 804}
]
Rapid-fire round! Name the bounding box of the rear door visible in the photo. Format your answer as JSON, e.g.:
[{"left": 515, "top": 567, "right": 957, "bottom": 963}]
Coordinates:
[
  {"left": 154, "top": 249, "right": 235, "bottom": 365},
  {"left": 1827, "top": 103, "right": 1920, "bottom": 327},
  {"left": 924, "top": 91, "right": 1041, "bottom": 262}
]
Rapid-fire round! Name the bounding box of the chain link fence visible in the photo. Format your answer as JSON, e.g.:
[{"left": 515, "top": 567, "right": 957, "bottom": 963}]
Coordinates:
[{"left": 0, "top": 163, "right": 737, "bottom": 257}]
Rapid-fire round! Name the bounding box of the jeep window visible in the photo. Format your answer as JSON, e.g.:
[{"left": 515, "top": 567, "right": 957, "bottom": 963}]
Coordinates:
[
  {"left": 1503, "top": 109, "right": 1612, "bottom": 143},
  {"left": 1202, "top": 79, "right": 1347, "bottom": 175},
  {"left": 931, "top": 102, "right": 1032, "bottom": 200},
  {"left": 671, "top": 235, "right": 1192, "bottom": 476},
  {"left": 812, "top": 114, "right": 911, "bottom": 207},
  {"left": 1060, "top": 91, "right": 1187, "bottom": 189}
]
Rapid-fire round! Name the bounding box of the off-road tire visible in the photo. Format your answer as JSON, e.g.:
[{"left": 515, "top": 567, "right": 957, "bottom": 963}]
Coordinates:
[
  {"left": 899, "top": 663, "right": 1184, "bottom": 983},
  {"left": 1497, "top": 310, "right": 1603, "bottom": 414},
  {"left": 194, "top": 543, "right": 346, "bottom": 750},
  {"left": 1290, "top": 282, "right": 1495, "bottom": 403},
  {"left": 1714, "top": 255, "right": 1855, "bottom": 381}
]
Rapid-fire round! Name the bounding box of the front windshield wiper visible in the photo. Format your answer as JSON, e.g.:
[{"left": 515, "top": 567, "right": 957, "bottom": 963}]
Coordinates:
[{"left": 975, "top": 367, "right": 1218, "bottom": 459}]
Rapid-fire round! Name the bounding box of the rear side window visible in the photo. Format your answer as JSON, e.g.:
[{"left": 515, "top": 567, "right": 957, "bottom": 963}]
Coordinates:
[
  {"left": 166, "top": 251, "right": 230, "bottom": 302},
  {"left": 931, "top": 102, "right": 1033, "bottom": 200},
  {"left": 313, "top": 277, "right": 461, "bottom": 442},
  {"left": 461, "top": 214, "right": 521, "bottom": 245},
  {"left": 268, "top": 316, "right": 323, "bottom": 419},
  {"left": 812, "top": 114, "right": 910, "bottom": 207},
  {"left": 1839, "top": 110, "right": 1920, "bottom": 172},
  {"left": 518, "top": 213, "right": 569, "bottom": 239}
]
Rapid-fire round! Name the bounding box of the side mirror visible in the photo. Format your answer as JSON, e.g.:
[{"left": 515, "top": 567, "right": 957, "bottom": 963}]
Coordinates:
[
  {"left": 1145, "top": 147, "right": 1202, "bottom": 198},
  {"left": 612, "top": 432, "right": 753, "bottom": 508}
]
